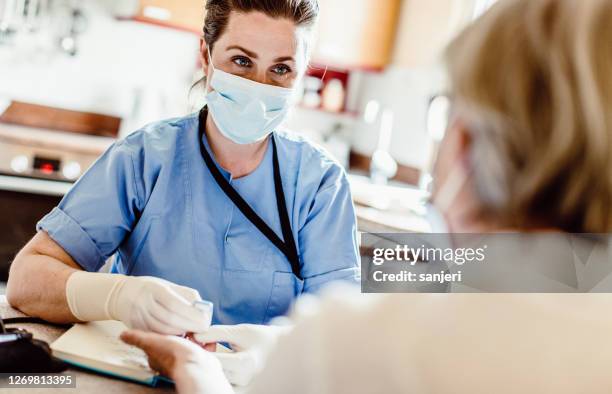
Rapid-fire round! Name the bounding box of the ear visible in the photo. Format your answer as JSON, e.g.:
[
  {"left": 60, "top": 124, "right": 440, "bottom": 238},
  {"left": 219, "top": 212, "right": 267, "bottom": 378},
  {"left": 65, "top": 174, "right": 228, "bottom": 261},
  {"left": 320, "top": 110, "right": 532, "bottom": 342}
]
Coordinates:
[{"left": 200, "top": 38, "right": 209, "bottom": 73}]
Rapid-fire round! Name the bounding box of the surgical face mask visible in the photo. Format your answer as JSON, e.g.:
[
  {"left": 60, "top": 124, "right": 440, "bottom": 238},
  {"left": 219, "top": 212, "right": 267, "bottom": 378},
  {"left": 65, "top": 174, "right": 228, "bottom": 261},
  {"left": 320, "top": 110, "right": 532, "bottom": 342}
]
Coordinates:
[
  {"left": 426, "top": 165, "right": 468, "bottom": 234},
  {"left": 205, "top": 50, "right": 294, "bottom": 145}
]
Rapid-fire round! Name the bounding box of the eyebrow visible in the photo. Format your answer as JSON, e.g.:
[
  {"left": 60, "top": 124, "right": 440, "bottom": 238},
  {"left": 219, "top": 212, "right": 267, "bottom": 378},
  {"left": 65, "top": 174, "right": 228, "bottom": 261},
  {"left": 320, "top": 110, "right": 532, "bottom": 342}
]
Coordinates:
[
  {"left": 226, "top": 45, "right": 258, "bottom": 58},
  {"left": 273, "top": 56, "right": 295, "bottom": 63},
  {"left": 226, "top": 45, "right": 295, "bottom": 63}
]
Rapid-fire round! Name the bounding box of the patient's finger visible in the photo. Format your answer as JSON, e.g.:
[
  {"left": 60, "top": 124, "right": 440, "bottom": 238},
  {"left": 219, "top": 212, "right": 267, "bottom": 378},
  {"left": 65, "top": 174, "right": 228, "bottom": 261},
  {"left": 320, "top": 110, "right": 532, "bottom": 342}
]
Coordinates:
[
  {"left": 120, "top": 329, "right": 159, "bottom": 352},
  {"left": 121, "top": 330, "right": 176, "bottom": 376}
]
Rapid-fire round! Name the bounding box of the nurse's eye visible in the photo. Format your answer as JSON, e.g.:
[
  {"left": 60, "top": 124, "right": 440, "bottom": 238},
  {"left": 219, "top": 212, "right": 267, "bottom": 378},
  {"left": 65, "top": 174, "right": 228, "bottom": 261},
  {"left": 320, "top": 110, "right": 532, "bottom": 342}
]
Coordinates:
[
  {"left": 271, "top": 64, "right": 292, "bottom": 76},
  {"left": 232, "top": 56, "right": 252, "bottom": 68}
]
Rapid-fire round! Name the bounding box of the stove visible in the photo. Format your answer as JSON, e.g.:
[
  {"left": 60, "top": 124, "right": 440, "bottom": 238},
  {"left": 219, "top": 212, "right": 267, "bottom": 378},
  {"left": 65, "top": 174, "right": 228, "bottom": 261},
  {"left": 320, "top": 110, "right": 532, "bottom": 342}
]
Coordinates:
[{"left": 0, "top": 101, "right": 120, "bottom": 281}]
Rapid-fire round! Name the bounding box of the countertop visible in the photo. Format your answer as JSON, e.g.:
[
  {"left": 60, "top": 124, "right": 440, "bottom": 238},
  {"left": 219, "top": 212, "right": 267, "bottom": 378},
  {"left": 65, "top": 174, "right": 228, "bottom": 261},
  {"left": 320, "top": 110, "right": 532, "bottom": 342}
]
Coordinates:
[
  {"left": 0, "top": 296, "right": 175, "bottom": 393},
  {"left": 355, "top": 204, "right": 430, "bottom": 233},
  {"left": 349, "top": 174, "right": 430, "bottom": 233}
]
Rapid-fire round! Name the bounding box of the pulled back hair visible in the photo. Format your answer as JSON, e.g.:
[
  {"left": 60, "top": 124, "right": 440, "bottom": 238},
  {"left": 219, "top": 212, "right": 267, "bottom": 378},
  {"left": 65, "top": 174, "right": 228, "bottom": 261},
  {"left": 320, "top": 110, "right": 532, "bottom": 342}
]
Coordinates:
[
  {"left": 204, "top": 0, "right": 319, "bottom": 52},
  {"left": 445, "top": 0, "right": 612, "bottom": 232}
]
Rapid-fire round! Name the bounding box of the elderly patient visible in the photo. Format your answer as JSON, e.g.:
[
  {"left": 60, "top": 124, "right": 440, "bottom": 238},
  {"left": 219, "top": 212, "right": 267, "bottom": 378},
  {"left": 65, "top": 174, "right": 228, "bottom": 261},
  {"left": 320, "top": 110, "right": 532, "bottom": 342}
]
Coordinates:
[{"left": 122, "top": 0, "right": 612, "bottom": 392}]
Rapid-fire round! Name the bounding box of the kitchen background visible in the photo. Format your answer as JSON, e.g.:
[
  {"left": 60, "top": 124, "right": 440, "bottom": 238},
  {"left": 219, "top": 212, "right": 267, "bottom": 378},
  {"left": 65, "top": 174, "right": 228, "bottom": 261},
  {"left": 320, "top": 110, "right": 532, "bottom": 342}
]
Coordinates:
[{"left": 0, "top": 0, "right": 496, "bottom": 293}]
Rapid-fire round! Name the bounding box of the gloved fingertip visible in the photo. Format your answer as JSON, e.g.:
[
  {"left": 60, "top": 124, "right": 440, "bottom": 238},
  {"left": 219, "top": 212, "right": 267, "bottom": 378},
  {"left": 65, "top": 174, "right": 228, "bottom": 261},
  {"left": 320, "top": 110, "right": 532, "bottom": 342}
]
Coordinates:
[{"left": 192, "top": 332, "right": 204, "bottom": 340}]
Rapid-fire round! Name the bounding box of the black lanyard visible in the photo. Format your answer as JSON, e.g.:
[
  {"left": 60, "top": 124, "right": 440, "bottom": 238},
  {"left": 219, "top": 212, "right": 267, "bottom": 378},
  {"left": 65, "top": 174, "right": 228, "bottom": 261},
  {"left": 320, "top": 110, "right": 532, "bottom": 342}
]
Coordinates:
[{"left": 198, "top": 108, "right": 302, "bottom": 280}]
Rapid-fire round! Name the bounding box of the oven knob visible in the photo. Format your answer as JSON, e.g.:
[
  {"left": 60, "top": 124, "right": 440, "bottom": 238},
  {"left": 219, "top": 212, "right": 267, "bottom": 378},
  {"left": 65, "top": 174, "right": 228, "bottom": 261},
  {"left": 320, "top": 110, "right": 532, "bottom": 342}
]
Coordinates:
[
  {"left": 62, "top": 161, "right": 82, "bottom": 180},
  {"left": 10, "top": 155, "right": 29, "bottom": 173}
]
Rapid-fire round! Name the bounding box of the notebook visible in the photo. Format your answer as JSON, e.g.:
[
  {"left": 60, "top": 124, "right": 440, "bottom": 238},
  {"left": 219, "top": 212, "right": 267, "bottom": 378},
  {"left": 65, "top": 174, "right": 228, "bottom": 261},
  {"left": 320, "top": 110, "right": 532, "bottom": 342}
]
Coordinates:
[{"left": 51, "top": 320, "right": 229, "bottom": 386}]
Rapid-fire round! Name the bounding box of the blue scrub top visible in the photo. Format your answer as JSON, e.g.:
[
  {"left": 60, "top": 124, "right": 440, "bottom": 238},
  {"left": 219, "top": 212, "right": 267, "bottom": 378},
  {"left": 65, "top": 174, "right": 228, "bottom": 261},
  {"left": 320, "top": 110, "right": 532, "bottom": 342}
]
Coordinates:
[{"left": 37, "top": 112, "right": 360, "bottom": 325}]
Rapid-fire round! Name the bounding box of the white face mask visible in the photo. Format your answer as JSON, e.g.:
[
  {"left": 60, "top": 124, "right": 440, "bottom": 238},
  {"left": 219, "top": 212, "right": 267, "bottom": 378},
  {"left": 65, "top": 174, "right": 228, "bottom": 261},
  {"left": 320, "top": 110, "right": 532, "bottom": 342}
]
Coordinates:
[{"left": 205, "top": 49, "right": 294, "bottom": 145}]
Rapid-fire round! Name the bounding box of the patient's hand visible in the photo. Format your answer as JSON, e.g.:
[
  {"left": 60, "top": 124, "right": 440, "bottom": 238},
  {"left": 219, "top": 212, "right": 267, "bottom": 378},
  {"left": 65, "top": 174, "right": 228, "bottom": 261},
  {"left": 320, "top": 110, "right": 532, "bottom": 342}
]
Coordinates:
[{"left": 121, "top": 330, "right": 233, "bottom": 394}]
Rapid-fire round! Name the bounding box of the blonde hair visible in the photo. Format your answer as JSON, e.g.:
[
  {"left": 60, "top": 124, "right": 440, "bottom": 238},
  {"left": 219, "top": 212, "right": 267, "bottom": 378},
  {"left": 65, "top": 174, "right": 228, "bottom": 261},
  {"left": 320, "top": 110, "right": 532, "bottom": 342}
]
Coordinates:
[{"left": 446, "top": 0, "right": 612, "bottom": 232}]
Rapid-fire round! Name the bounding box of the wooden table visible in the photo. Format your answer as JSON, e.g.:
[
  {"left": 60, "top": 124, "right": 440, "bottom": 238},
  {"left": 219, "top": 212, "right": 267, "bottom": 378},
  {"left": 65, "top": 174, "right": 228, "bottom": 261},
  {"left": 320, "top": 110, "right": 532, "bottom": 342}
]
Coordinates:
[{"left": 0, "top": 295, "right": 175, "bottom": 393}]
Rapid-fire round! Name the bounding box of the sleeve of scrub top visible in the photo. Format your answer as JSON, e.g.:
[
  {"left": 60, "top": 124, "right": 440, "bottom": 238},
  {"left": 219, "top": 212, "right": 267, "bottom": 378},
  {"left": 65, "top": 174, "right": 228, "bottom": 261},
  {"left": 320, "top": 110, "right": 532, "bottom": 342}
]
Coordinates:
[
  {"left": 299, "top": 171, "right": 360, "bottom": 293},
  {"left": 36, "top": 138, "right": 145, "bottom": 272}
]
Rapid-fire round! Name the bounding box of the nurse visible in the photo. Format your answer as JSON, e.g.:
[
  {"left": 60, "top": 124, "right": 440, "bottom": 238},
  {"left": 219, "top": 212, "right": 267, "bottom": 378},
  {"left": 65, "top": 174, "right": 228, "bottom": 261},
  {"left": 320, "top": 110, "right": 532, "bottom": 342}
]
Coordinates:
[
  {"left": 121, "top": 0, "right": 612, "bottom": 392},
  {"left": 6, "top": 0, "right": 359, "bottom": 333}
]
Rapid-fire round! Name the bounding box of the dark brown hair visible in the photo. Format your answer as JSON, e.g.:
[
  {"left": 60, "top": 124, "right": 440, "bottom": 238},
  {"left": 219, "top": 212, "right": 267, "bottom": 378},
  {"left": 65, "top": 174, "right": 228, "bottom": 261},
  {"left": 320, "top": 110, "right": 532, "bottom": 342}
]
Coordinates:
[{"left": 203, "top": 0, "right": 319, "bottom": 52}]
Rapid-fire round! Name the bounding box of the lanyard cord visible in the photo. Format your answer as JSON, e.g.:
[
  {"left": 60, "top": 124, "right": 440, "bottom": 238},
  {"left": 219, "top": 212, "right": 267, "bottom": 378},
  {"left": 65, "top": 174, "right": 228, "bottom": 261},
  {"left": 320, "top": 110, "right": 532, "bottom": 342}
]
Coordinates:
[{"left": 198, "top": 109, "right": 302, "bottom": 280}]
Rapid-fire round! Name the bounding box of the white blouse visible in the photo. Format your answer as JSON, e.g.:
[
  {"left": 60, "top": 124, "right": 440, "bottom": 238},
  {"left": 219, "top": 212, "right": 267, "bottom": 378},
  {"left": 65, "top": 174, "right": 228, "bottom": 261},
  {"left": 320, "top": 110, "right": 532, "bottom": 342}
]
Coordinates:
[{"left": 246, "top": 284, "right": 612, "bottom": 394}]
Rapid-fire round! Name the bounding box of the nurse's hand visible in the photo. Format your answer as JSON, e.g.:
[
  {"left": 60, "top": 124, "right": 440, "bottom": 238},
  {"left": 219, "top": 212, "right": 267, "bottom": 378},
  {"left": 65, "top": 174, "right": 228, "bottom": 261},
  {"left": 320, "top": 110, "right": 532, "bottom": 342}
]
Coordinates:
[
  {"left": 111, "top": 276, "right": 212, "bottom": 334},
  {"left": 194, "top": 324, "right": 291, "bottom": 386},
  {"left": 66, "top": 272, "right": 211, "bottom": 335},
  {"left": 120, "top": 329, "right": 233, "bottom": 394}
]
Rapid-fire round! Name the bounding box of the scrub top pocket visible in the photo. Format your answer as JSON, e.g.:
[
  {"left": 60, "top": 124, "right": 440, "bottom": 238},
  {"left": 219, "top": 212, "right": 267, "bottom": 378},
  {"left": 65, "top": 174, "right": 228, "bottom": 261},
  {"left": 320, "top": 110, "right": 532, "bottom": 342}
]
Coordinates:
[
  {"left": 264, "top": 271, "right": 304, "bottom": 322},
  {"left": 217, "top": 269, "right": 274, "bottom": 324}
]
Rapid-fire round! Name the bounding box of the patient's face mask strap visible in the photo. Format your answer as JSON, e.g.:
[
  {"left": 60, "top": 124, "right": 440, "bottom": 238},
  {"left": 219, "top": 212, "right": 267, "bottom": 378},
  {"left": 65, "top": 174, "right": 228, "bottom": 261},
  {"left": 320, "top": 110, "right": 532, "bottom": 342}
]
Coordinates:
[{"left": 433, "top": 165, "right": 469, "bottom": 214}]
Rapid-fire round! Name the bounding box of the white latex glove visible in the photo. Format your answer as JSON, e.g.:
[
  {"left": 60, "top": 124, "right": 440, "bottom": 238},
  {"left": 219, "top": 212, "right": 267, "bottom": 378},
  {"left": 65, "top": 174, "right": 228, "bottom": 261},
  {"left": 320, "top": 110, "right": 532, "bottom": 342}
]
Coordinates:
[
  {"left": 66, "top": 271, "right": 212, "bottom": 335},
  {"left": 194, "top": 324, "right": 291, "bottom": 386}
]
